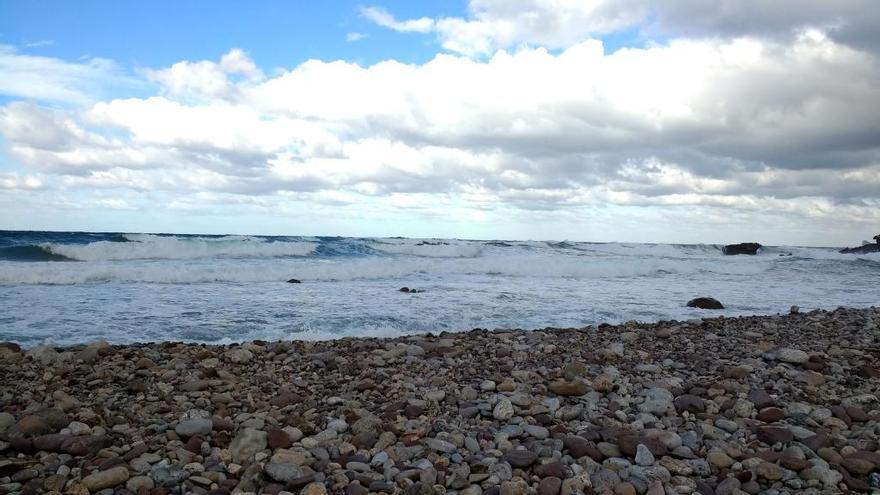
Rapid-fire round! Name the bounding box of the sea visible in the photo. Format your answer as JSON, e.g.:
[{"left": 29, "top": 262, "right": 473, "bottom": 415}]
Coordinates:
[{"left": 1, "top": 231, "right": 878, "bottom": 347}]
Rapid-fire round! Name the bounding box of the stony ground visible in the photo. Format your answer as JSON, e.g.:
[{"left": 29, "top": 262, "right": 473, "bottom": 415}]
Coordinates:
[{"left": 1, "top": 307, "right": 880, "bottom": 495}]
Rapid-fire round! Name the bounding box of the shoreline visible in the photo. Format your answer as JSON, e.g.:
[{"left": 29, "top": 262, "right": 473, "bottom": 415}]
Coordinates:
[
  {"left": 1, "top": 307, "right": 879, "bottom": 494},
  {"left": 6, "top": 304, "right": 878, "bottom": 350}
]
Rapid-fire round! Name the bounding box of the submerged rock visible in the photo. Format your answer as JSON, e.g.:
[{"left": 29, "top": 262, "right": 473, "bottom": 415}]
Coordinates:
[{"left": 398, "top": 287, "right": 425, "bottom": 293}]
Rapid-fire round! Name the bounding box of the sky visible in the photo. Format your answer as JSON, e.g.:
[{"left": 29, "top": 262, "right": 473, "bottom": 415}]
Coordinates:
[{"left": 1, "top": 0, "right": 879, "bottom": 245}]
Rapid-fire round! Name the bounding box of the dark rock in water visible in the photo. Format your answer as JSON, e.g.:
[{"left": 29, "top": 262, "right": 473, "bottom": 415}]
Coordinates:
[
  {"left": 840, "top": 234, "right": 880, "bottom": 253},
  {"left": 687, "top": 297, "right": 724, "bottom": 310},
  {"left": 398, "top": 287, "right": 425, "bottom": 293},
  {"left": 839, "top": 243, "right": 880, "bottom": 254},
  {"left": 286, "top": 278, "right": 302, "bottom": 283},
  {"left": 722, "top": 243, "right": 762, "bottom": 255}
]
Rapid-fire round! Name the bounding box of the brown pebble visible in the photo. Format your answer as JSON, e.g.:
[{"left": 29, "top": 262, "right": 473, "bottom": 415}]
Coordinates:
[
  {"left": 756, "top": 407, "right": 785, "bottom": 423},
  {"left": 537, "top": 476, "right": 562, "bottom": 495},
  {"left": 534, "top": 461, "right": 567, "bottom": 478},
  {"left": 846, "top": 406, "right": 868, "bottom": 422},
  {"left": 548, "top": 380, "right": 589, "bottom": 396},
  {"left": 185, "top": 435, "right": 204, "bottom": 453},
  {"left": 673, "top": 394, "right": 705, "bottom": 413},
  {"left": 267, "top": 429, "right": 291, "bottom": 449},
  {"left": 755, "top": 426, "right": 793, "bottom": 445},
  {"left": 748, "top": 390, "right": 775, "bottom": 409},
  {"left": 841, "top": 457, "right": 874, "bottom": 475},
  {"left": 14, "top": 415, "right": 53, "bottom": 437}
]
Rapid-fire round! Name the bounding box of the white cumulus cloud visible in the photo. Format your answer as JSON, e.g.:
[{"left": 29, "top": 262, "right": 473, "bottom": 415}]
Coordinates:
[{"left": 1, "top": 10, "right": 879, "bottom": 243}]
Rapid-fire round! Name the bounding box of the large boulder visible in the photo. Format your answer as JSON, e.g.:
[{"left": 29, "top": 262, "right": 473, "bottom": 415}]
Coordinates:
[
  {"left": 722, "top": 243, "right": 762, "bottom": 255},
  {"left": 686, "top": 297, "right": 724, "bottom": 310}
]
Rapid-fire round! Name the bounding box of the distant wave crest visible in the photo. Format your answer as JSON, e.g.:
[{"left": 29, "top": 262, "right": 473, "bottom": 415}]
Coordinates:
[
  {"left": 38, "top": 234, "right": 317, "bottom": 261},
  {"left": 371, "top": 240, "right": 483, "bottom": 258}
]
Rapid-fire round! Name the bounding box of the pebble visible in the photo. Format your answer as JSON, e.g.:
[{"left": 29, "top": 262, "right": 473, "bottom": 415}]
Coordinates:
[
  {"left": 493, "top": 398, "right": 515, "bottom": 420},
  {"left": 0, "top": 308, "right": 876, "bottom": 495},
  {"left": 126, "top": 475, "right": 155, "bottom": 492},
  {"left": 771, "top": 347, "right": 810, "bottom": 364},
  {"left": 175, "top": 418, "right": 213, "bottom": 437},
  {"left": 81, "top": 466, "right": 129, "bottom": 491},
  {"left": 634, "top": 444, "right": 655, "bottom": 466},
  {"left": 504, "top": 449, "right": 538, "bottom": 468},
  {"left": 425, "top": 438, "right": 457, "bottom": 453},
  {"left": 301, "top": 482, "right": 329, "bottom": 495},
  {"left": 229, "top": 428, "right": 268, "bottom": 463},
  {"left": 548, "top": 380, "right": 588, "bottom": 396},
  {"left": 264, "top": 462, "right": 305, "bottom": 483}
]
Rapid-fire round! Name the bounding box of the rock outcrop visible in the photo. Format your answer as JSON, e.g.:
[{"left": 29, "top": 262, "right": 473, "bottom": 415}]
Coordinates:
[
  {"left": 840, "top": 235, "right": 880, "bottom": 254},
  {"left": 722, "top": 243, "right": 762, "bottom": 255},
  {"left": 686, "top": 297, "right": 724, "bottom": 309}
]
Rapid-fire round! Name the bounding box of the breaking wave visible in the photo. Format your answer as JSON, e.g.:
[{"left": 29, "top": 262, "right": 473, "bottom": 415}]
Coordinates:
[{"left": 3, "top": 234, "right": 317, "bottom": 261}]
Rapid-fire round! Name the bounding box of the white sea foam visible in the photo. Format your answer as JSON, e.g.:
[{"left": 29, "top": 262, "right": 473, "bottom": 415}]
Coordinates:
[
  {"left": 0, "top": 250, "right": 777, "bottom": 285},
  {"left": 3, "top": 235, "right": 879, "bottom": 346},
  {"left": 41, "top": 234, "right": 316, "bottom": 261},
  {"left": 372, "top": 239, "right": 483, "bottom": 258}
]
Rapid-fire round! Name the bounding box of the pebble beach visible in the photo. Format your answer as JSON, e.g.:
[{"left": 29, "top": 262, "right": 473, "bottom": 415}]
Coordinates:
[{"left": 1, "top": 307, "right": 880, "bottom": 495}]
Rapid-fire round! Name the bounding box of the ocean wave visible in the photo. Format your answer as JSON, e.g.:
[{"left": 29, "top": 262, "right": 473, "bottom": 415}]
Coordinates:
[
  {"left": 0, "top": 251, "right": 779, "bottom": 285},
  {"left": 781, "top": 246, "right": 880, "bottom": 261},
  {"left": 39, "top": 234, "right": 317, "bottom": 261},
  {"left": 371, "top": 240, "right": 483, "bottom": 258},
  {"left": 546, "top": 241, "right": 725, "bottom": 257},
  {"left": 0, "top": 245, "right": 76, "bottom": 262}
]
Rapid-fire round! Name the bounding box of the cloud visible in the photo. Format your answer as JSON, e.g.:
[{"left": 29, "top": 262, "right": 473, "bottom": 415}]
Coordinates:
[
  {"left": 0, "top": 173, "right": 43, "bottom": 190},
  {"left": 359, "top": 1, "right": 647, "bottom": 55},
  {"left": 23, "top": 40, "right": 55, "bottom": 48},
  {"left": 145, "top": 48, "right": 263, "bottom": 101},
  {"left": 1, "top": 26, "right": 879, "bottom": 242},
  {"left": 647, "top": 0, "right": 880, "bottom": 52},
  {"left": 362, "top": 0, "right": 880, "bottom": 56},
  {"left": 359, "top": 6, "right": 435, "bottom": 33},
  {"left": 0, "top": 44, "right": 141, "bottom": 104},
  {"left": 346, "top": 32, "right": 367, "bottom": 42}
]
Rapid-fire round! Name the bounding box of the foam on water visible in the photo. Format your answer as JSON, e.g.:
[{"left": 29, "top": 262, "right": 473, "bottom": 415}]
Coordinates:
[
  {"left": 371, "top": 239, "right": 484, "bottom": 258},
  {"left": 0, "top": 250, "right": 786, "bottom": 285},
  {"left": 1, "top": 231, "right": 878, "bottom": 346},
  {"left": 41, "top": 234, "right": 317, "bottom": 261}
]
